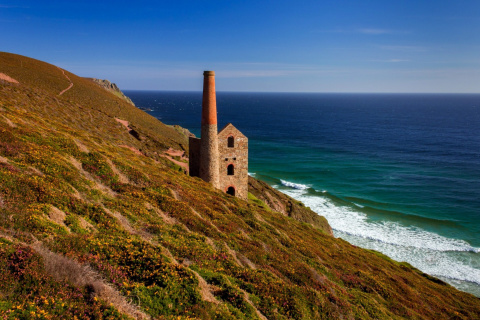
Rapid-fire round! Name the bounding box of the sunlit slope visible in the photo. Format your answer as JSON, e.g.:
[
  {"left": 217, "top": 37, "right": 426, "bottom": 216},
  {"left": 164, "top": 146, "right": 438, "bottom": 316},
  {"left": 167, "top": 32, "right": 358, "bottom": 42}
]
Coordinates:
[
  {"left": 0, "top": 52, "right": 188, "bottom": 153},
  {"left": 0, "top": 52, "right": 479, "bottom": 319}
]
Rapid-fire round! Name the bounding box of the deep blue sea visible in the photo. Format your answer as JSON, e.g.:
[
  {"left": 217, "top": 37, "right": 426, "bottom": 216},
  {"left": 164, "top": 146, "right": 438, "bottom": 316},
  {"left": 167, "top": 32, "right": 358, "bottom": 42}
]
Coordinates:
[{"left": 125, "top": 90, "right": 480, "bottom": 297}]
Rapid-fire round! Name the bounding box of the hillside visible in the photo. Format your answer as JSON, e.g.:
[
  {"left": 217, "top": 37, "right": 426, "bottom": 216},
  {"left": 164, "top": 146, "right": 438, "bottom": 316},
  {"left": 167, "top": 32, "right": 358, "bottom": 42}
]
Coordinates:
[
  {"left": 1, "top": 52, "right": 479, "bottom": 319},
  {"left": 86, "top": 78, "right": 136, "bottom": 106}
]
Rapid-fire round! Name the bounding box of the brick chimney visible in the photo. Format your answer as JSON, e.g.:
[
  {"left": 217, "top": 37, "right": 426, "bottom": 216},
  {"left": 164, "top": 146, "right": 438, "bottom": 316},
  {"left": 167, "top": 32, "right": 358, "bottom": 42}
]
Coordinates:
[{"left": 199, "top": 71, "right": 220, "bottom": 188}]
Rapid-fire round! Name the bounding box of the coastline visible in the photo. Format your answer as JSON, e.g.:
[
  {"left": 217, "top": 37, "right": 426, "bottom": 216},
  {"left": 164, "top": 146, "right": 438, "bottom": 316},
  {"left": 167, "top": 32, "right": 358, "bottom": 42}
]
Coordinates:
[
  {"left": 263, "top": 175, "right": 480, "bottom": 298},
  {"left": 125, "top": 90, "right": 480, "bottom": 298},
  {"left": 3, "top": 52, "right": 480, "bottom": 319}
]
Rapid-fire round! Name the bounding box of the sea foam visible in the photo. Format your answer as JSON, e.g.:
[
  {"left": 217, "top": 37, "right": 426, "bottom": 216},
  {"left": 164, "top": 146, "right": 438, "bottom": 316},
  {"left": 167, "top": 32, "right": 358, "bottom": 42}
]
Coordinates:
[
  {"left": 280, "top": 179, "right": 309, "bottom": 190},
  {"left": 279, "top": 187, "right": 480, "bottom": 287}
]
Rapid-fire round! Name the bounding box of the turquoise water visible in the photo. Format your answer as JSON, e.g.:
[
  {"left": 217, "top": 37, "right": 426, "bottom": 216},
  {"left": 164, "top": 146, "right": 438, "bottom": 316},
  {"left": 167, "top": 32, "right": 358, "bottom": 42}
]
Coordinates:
[{"left": 126, "top": 91, "right": 480, "bottom": 296}]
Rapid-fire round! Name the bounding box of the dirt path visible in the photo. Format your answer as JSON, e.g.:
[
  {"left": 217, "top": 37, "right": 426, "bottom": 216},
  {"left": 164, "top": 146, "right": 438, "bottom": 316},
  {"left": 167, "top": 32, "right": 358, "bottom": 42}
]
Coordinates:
[
  {"left": 58, "top": 67, "right": 73, "bottom": 95},
  {"left": 163, "top": 148, "right": 189, "bottom": 172},
  {"left": 115, "top": 118, "right": 187, "bottom": 170},
  {"left": 0, "top": 73, "right": 19, "bottom": 84},
  {"left": 115, "top": 118, "right": 132, "bottom": 131},
  {"left": 119, "top": 145, "right": 144, "bottom": 156}
]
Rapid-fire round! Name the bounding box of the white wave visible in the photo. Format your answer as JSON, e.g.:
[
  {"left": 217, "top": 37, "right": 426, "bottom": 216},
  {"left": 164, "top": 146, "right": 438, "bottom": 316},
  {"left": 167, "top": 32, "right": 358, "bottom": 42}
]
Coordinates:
[
  {"left": 280, "top": 179, "right": 309, "bottom": 190},
  {"left": 248, "top": 172, "right": 256, "bottom": 177},
  {"left": 279, "top": 188, "right": 480, "bottom": 287}
]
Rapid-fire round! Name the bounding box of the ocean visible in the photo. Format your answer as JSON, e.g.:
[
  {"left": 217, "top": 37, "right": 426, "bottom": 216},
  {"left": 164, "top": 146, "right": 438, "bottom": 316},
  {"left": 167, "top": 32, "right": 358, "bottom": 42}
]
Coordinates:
[{"left": 125, "top": 90, "right": 480, "bottom": 297}]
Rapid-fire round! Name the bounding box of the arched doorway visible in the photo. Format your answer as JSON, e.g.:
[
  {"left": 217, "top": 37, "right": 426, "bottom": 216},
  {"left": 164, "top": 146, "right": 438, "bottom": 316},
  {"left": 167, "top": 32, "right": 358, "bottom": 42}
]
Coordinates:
[
  {"left": 226, "top": 186, "right": 235, "bottom": 196},
  {"left": 227, "top": 164, "right": 234, "bottom": 175}
]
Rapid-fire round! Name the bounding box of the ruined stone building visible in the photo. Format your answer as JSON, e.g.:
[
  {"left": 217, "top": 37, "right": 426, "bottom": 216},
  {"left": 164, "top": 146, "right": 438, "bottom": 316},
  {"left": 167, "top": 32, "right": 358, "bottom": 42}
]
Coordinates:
[{"left": 189, "top": 71, "right": 248, "bottom": 200}]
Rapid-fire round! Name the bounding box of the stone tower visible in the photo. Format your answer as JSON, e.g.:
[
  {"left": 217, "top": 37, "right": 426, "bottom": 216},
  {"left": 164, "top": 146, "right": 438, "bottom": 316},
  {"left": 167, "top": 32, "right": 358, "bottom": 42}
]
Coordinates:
[
  {"left": 189, "top": 71, "right": 248, "bottom": 200},
  {"left": 199, "top": 71, "right": 220, "bottom": 188}
]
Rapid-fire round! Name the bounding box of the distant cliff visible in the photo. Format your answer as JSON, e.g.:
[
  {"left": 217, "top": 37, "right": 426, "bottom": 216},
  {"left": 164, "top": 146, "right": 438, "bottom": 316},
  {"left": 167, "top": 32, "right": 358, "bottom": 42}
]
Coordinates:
[{"left": 87, "top": 78, "right": 135, "bottom": 106}]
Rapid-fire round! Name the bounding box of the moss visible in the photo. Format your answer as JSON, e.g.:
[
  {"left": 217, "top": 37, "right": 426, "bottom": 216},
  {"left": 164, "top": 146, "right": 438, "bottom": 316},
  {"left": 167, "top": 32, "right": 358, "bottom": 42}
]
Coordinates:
[{"left": 248, "top": 192, "right": 271, "bottom": 211}]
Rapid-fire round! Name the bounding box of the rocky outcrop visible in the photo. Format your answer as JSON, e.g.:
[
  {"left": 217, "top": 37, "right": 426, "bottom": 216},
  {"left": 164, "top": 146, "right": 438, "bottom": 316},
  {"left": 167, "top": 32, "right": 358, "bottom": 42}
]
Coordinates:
[
  {"left": 171, "top": 124, "right": 196, "bottom": 139},
  {"left": 87, "top": 78, "right": 135, "bottom": 106},
  {"left": 248, "top": 176, "right": 333, "bottom": 235}
]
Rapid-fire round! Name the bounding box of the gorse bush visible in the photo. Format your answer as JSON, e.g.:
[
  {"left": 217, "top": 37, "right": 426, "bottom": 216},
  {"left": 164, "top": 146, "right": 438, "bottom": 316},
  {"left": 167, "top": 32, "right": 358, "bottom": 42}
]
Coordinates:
[{"left": 0, "top": 52, "right": 479, "bottom": 319}]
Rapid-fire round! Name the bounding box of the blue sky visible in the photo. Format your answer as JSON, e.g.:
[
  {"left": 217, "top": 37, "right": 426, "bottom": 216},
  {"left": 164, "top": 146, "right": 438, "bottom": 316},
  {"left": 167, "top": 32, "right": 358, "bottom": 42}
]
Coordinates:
[{"left": 1, "top": 0, "right": 480, "bottom": 92}]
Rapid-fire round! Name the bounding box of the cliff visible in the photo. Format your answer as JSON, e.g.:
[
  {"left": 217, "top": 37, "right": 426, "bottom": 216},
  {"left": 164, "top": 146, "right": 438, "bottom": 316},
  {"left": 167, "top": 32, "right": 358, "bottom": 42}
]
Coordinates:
[
  {"left": 0, "top": 51, "right": 479, "bottom": 319},
  {"left": 248, "top": 177, "right": 333, "bottom": 235},
  {"left": 87, "top": 78, "right": 136, "bottom": 106}
]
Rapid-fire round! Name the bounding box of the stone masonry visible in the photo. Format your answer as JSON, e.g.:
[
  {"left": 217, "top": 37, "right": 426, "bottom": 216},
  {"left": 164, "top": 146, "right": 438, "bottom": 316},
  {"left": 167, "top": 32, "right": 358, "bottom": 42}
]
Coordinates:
[
  {"left": 199, "top": 71, "right": 220, "bottom": 189},
  {"left": 189, "top": 71, "right": 248, "bottom": 200},
  {"left": 218, "top": 123, "right": 248, "bottom": 199}
]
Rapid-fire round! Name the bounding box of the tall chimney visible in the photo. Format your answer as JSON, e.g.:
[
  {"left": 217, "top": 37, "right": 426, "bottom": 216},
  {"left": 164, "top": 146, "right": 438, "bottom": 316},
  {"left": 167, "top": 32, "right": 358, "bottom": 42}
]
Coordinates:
[{"left": 199, "top": 71, "right": 220, "bottom": 188}]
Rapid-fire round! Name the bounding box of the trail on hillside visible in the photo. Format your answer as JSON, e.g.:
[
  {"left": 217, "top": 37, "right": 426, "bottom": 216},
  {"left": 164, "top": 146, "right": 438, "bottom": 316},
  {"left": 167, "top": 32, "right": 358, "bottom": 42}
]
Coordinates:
[
  {"left": 0, "top": 73, "right": 19, "bottom": 84},
  {"left": 58, "top": 67, "right": 73, "bottom": 95}
]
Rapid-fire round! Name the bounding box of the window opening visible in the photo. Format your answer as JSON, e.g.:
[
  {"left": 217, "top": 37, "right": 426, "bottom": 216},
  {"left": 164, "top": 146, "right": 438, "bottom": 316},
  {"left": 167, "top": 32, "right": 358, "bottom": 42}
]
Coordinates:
[
  {"left": 228, "top": 136, "right": 234, "bottom": 148},
  {"left": 227, "top": 164, "right": 234, "bottom": 175}
]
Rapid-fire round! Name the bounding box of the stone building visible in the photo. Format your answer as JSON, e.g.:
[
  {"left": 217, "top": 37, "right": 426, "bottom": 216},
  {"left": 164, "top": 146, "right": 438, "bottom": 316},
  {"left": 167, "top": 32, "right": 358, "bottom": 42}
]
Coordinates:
[{"left": 189, "top": 71, "right": 248, "bottom": 200}]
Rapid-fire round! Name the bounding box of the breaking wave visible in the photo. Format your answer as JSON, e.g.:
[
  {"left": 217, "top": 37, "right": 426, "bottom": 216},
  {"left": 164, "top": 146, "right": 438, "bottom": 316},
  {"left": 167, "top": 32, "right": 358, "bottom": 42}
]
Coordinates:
[
  {"left": 280, "top": 179, "right": 309, "bottom": 190},
  {"left": 278, "top": 187, "right": 480, "bottom": 289}
]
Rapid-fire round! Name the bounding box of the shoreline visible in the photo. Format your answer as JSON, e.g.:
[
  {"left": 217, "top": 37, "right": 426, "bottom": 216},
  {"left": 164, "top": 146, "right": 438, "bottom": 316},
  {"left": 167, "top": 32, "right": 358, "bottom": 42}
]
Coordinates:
[{"left": 259, "top": 175, "right": 480, "bottom": 298}]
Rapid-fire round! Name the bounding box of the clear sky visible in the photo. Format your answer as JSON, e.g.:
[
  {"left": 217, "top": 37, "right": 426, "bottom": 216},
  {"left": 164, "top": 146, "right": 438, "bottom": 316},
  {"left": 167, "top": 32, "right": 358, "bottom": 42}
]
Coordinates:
[{"left": 1, "top": 1, "right": 480, "bottom": 93}]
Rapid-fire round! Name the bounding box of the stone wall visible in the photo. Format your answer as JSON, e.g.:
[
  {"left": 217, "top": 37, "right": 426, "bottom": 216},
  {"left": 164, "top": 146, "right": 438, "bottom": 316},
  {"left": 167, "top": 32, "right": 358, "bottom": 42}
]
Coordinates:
[
  {"left": 200, "top": 124, "right": 220, "bottom": 189},
  {"left": 218, "top": 124, "right": 248, "bottom": 200},
  {"left": 189, "top": 137, "right": 201, "bottom": 177}
]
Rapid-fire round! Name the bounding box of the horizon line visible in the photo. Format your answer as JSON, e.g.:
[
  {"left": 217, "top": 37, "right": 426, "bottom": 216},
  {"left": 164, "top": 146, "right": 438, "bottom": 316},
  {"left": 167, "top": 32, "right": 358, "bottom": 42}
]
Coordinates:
[{"left": 122, "top": 89, "right": 480, "bottom": 95}]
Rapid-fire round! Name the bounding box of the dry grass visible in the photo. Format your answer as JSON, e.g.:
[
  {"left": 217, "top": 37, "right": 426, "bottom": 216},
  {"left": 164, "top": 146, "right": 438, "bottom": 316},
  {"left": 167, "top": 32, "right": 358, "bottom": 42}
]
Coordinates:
[
  {"left": 48, "top": 206, "right": 68, "bottom": 229},
  {"left": 67, "top": 156, "right": 117, "bottom": 198},
  {"left": 105, "top": 208, "right": 135, "bottom": 234},
  {"left": 73, "top": 138, "right": 90, "bottom": 153},
  {"left": 2, "top": 51, "right": 480, "bottom": 320},
  {"left": 78, "top": 217, "right": 97, "bottom": 233},
  {"left": 240, "top": 289, "right": 267, "bottom": 320},
  {"left": 223, "top": 242, "right": 244, "bottom": 267},
  {"left": 106, "top": 159, "right": 130, "bottom": 184},
  {"left": 32, "top": 243, "right": 149, "bottom": 320},
  {"left": 1, "top": 115, "right": 16, "bottom": 128},
  {"left": 191, "top": 270, "right": 219, "bottom": 304},
  {"left": 144, "top": 202, "right": 177, "bottom": 225}
]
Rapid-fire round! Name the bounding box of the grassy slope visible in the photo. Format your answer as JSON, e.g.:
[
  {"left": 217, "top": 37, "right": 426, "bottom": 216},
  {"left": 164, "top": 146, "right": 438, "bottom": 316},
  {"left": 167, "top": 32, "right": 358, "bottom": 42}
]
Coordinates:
[
  {"left": 0, "top": 52, "right": 189, "bottom": 156},
  {"left": 248, "top": 177, "right": 332, "bottom": 235},
  {"left": 0, "top": 52, "right": 479, "bottom": 319}
]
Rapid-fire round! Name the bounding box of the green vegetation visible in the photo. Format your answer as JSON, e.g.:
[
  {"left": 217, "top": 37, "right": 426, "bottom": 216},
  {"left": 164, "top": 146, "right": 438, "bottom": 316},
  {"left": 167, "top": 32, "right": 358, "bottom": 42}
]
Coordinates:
[
  {"left": 0, "top": 52, "right": 479, "bottom": 319},
  {"left": 248, "top": 192, "right": 271, "bottom": 212}
]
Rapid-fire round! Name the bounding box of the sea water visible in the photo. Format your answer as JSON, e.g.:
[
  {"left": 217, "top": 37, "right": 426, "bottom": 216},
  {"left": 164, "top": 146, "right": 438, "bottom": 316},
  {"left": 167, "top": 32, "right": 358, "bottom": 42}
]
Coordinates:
[{"left": 125, "top": 91, "right": 480, "bottom": 297}]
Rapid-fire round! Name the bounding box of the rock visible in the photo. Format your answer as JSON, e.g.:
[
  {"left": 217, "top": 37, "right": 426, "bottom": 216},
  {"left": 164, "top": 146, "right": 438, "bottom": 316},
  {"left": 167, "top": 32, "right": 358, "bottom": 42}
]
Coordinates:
[
  {"left": 248, "top": 176, "right": 333, "bottom": 236},
  {"left": 87, "top": 78, "right": 135, "bottom": 106}
]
